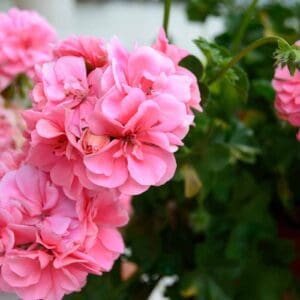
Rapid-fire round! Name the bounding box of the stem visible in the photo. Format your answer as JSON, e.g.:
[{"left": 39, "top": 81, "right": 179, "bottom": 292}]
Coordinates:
[
  {"left": 208, "top": 36, "right": 290, "bottom": 85},
  {"left": 163, "top": 0, "right": 172, "bottom": 37},
  {"left": 231, "top": 0, "right": 258, "bottom": 53}
]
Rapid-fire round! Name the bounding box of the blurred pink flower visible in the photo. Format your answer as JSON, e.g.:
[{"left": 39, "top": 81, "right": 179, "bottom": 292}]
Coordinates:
[
  {"left": 273, "top": 66, "right": 300, "bottom": 126},
  {"left": 0, "top": 8, "right": 57, "bottom": 91},
  {"left": 273, "top": 40, "right": 300, "bottom": 129},
  {"left": 0, "top": 106, "right": 16, "bottom": 151},
  {"left": 0, "top": 165, "right": 128, "bottom": 300},
  {"left": 0, "top": 102, "right": 26, "bottom": 178}
]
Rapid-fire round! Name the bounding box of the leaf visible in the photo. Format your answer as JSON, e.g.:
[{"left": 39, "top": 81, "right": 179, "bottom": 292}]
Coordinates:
[
  {"left": 181, "top": 164, "right": 202, "bottom": 198},
  {"left": 194, "top": 37, "right": 249, "bottom": 102},
  {"left": 228, "top": 122, "right": 260, "bottom": 164},
  {"left": 190, "top": 209, "right": 211, "bottom": 233},
  {"left": 252, "top": 79, "right": 275, "bottom": 101},
  {"left": 205, "top": 144, "right": 231, "bottom": 172},
  {"left": 179, "top": 54, "right": 203, "bottom": 79}
]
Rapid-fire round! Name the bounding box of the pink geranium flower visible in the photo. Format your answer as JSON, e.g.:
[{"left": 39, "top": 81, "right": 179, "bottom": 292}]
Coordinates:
[
  {"left": 153, "top": 28, "right": 202, "bottom": 112},
  {"left": 0, "top": 165, "right": 128, "bottom": 300},
  {"left": 84, "top": 34, "right": 201, "bottom": 194},
  {"left": 77, "top": 188, "right": 128, "bottom": 272},
  {"left": 273, "top": 66, "right": 300, "bottom": 126},
  {"left": 22, "top": 107, "right": 98, "bottom": 200},
  {"left": 25, "top": 29, "right": 201, "bottom": 197},
  {"left": 0, "top": 8, "right": 57, "bottom": 91},
  {"left": 272, "top": 41, "right": 300, "bottom": 131},
  {"left": 85, "top": 99, "right": 178, "bottom": 194},
  {"left": 31, "top": 56, "right": 104, "bottom": 112}
]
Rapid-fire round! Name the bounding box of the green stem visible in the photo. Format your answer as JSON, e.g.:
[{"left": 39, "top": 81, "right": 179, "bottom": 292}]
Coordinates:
[
  {"left": 208, "top": 36, "right": 290, "bottom": 85},
  {"left": 231, "top": 0, "right": 258, "bottom": 53},
  {"left": 163, "top": 0, "right": 172, "bottom": 37}
]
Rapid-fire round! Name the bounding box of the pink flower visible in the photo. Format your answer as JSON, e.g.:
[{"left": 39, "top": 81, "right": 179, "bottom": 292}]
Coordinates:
[
  {"left": 0, "top": 249, "right": 88, "bottom": 300},
  {"left": 0, "top": 8, "right": 57, "bottom": 91},
  {"left": 83, "top": 36, "right": 201, "bottom": 194},
  {"left": 25, "top": 60, "right": 109, "bottom": 198},
  {"left": 273, "top": 66, "right": 300, "bottom": 126},
  {"left": 31, "top": 56, "right": 106, "bottom": 113},
  {"left": 153, "top": 27, "right": 189, "bottom": 64},
  {"left": 0, "top": 150, "right": 25, "bottom": 179},
  {"left": 0, "top": 102, "right": 26, "bottom": 178},
  {"left": 0, "top": 165, "right": 128, "bottom": 300},
  {"left": 22, "top": 107, "right": 97, "bottom": 200},
  {"left": 54, "top": 36, "right": 108, "bottom": 69},
  {"left": 272, "top": 41, "right": 300, "bottom": 128},
  {"left": 153, "top": 28, "right": 202, "bottom": 112},
  {"left": 25, "top": 30, "right": 201, "bottom": 196},
  {"left": 77, "top": 188, "right": 128, "bottom": 272},
  {"left": 85, "top": 100, "right": 178, "bottom": 195}
]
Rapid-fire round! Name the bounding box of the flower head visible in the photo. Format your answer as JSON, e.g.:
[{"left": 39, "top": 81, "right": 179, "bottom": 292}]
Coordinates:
[
  {"left": 0, "top": 165, "right": 128, "bottom": 300},
  {"left": 273, "top": 66, "right": 300, "bottom": 126},
  {"left": 24, "top": 29, "right": 201, "bottom": 197},
  {"left": 0, "top": 8, "right": 57, "bottom": 91}
]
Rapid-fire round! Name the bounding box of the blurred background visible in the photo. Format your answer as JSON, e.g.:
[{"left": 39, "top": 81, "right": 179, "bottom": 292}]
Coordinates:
[{"left": 0, "top": 0, "right": 223, "bottom": 53}]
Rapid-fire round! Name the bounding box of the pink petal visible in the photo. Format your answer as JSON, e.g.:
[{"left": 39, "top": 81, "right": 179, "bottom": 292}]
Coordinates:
[
  {"left": 98, "top": 227, "right": 124, "bottom": 253},
  {"left": 127, "top": 146, "right": 167, "bottom": 185}
]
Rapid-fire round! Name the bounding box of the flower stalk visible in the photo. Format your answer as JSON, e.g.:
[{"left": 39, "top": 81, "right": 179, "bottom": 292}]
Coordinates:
[
  {"left": 209, "top": 36, "right": 291, "bottom": 85},
  {"left": 163, "top": 0, "right": 172, "bottom": 37}
]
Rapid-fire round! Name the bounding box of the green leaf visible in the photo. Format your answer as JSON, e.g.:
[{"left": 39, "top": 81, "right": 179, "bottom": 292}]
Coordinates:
[
  {"left": 179, "top": 54, "right": 203, "bottom": 79},
  {"left": 205, "top": 144, "right": 231, "bottom": 172},
  {"left": 252, "top": 79, "right": 275, "bottom": 101},
  {"left": 194, "top": 37, "right": 249, "bottom": 102}
]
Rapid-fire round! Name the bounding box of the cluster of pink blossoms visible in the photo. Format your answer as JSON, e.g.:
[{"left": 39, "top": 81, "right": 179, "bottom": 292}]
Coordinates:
[
  {"left": 0, "top": 8, "right": 57, "bottom": 91},
  {"left": 0, "top": 165, "right": 128, "bottom": 300},
  {"left": 273, "top": 41, "right": 300, "bottom": 139},
  {"left": 24, "top": 30, "right": 201, "bottom": 198},
  {"left": 0, "top": 98, "right": 25, "bottom": 178},
  {"left": 0, "top": 8, "right": 201, "bottom": 300}
]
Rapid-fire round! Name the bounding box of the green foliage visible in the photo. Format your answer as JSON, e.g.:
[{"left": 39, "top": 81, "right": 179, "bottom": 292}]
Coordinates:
[
  {"left": 68, "top": 1, "right": 300, "bottom": 299},
  {"left": 186, "top": 0, "right": 235, "bottom": 22},
  {"left": 194, "top": 38, "right": 249, "bottom": 103}
]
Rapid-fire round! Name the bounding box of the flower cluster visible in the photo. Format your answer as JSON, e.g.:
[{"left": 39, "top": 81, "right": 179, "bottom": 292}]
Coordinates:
[
  {"left": 0, "top": 165, "right": 128, "bottom": 300},
  {"left": 273, "top": 41, "right": 300, "bottom": 139},
  {"left": 0, "top": 8, "right": 201, "bottom": 300},
  {"left": 0, "top": 99, "right": 26, "bottom": 178},
  {"left": 25, "top": 29, "right": 201, "bottom": 198},
  {"left": 0, "top": 8, "right": 57, "bottom": 92}
]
